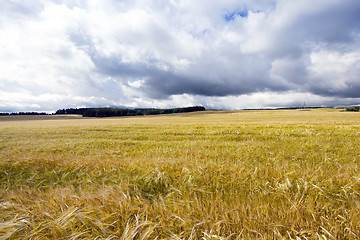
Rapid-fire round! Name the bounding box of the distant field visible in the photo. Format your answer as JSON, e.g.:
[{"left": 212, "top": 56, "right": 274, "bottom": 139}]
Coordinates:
[
  {"left": 0, "top": 109, "right": 359, "bottom": 239},
  {"left": 0, "top": 114, "right": 82, "bottom": 122}
]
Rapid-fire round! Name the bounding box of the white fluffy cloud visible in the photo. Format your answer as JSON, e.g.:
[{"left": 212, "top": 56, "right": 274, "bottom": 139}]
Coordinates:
[{"left": 0, "top": 0, "right": 359, "bottom": 112}]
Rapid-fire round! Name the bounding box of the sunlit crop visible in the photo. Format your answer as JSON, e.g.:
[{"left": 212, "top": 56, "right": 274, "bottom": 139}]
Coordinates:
[{"left": 0, "top": 109, "right": 359, "bottom": 239}]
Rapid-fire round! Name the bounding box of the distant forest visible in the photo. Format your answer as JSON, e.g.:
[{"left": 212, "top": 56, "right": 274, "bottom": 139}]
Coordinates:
[
  {"left": 1, "top": 105, "right": 359, "bottom": 117},
  {"left": 55, "top": 106, "right": 206, "bottom": 117},
  {"left": 345, "top": 106, "right": 360, "bottom": 112}
]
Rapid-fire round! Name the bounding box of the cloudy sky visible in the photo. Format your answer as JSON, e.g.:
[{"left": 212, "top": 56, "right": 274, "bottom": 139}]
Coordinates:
[{"left": 1, "top": 0, "right": 360, "bottom": 112}]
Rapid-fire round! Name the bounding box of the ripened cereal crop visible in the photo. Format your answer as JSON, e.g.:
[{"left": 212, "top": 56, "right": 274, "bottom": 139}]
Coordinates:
[{"left": 0, "top": 109, "right": 359, "bottom": 239}]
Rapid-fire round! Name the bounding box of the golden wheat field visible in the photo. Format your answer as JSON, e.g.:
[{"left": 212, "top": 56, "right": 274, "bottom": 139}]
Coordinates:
[{"left": 0, "top": 109, "right": 359, "bottom": 239}]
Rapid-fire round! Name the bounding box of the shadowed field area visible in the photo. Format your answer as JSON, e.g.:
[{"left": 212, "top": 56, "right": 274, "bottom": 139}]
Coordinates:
[{"left": 0, "top": 109, "right": 359, "bottom": 239}]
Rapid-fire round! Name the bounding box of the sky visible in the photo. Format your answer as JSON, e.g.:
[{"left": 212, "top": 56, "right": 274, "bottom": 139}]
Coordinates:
[{"left": 1, "top": 0, "right": 360, "bottom": 112}]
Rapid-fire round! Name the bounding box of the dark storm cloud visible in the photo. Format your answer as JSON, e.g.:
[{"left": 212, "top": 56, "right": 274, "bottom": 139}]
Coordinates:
[
  {"left": 88, "top": 0, "right": 360, "bottom": 100},
  {"left": 91, "top": 51, "right": 291, "bottom": 99},
  {"left": 142, "top": 73, "right": 291, "bottom": 99},
  {"left": 308, "top": 74, "right": 360, "bottom": 98},
  {"left": 298, "top": 1, "right": 360, "bottom": 44}
]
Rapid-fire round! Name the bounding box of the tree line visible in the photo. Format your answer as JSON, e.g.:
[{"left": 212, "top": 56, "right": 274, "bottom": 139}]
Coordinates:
[
  {"left": 55, "top": 106, "right": 206, "bottom": 117},
  {"left": 345, "top": 106, "right": 360, "bottom": 112}
]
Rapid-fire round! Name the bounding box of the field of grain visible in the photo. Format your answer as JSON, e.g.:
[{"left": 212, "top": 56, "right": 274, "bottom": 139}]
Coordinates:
[{"left": 0, "top": 109, "right": 359, "bottom": 239}]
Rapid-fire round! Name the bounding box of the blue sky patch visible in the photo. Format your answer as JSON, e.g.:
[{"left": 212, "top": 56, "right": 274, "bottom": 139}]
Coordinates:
[{"left": 224, "top": 10, "right": 248, "bottom": 21}]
